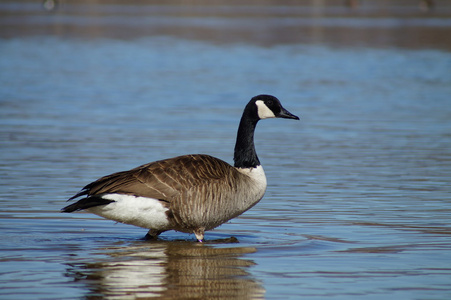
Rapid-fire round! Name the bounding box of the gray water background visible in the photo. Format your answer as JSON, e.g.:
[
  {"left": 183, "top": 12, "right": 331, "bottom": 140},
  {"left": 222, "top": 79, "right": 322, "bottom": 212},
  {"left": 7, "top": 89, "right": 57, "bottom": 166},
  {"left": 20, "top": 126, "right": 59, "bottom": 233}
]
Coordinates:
[{"left": 1, "top": 1, "right": 451, "bottom": 299}]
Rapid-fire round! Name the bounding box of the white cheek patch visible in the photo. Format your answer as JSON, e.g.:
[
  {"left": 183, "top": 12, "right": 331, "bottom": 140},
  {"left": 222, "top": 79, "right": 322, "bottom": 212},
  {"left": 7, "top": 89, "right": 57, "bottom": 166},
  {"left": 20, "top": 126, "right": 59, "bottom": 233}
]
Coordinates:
[{"left": 255, "top": 100, "right": 276, "bottom": 119}]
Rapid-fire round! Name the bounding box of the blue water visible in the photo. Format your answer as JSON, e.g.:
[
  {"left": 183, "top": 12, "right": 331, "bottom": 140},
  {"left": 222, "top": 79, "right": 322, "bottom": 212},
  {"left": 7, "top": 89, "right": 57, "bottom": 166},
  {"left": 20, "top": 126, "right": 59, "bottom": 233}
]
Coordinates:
[{"left": 1, "top": 3, "right": 451, "bottom": 300}]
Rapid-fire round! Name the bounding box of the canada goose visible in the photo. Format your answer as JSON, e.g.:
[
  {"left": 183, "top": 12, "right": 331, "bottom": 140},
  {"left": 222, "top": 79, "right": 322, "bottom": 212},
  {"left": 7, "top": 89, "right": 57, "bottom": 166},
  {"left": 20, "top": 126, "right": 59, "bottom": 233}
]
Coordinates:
[{"left": 62, "top": 95, "right": 299, "bottom": 242}]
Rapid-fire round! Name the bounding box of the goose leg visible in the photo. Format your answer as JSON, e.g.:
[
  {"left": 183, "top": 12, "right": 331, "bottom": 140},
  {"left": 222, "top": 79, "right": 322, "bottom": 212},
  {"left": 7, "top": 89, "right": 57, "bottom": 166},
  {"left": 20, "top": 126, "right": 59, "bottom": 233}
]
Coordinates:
[
  {"left": 144, "top": 229, "right": 163, "bottom": 240},
  {"left": 194, "top": 229, "right": 205, "bottom": 243}
]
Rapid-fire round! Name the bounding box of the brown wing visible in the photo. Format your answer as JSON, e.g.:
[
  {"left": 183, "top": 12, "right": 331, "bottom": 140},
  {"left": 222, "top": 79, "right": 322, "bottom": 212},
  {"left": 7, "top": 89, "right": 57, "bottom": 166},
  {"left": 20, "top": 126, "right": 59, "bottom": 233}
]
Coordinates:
[{"left": 68, "top": 154, "right": 236, "bottom": 202}]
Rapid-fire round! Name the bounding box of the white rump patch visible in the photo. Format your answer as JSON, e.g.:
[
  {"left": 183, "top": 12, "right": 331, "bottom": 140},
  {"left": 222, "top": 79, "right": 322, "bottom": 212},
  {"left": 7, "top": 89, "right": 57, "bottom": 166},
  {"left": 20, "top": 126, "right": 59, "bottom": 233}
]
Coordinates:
[
  {"left": 87, "top": 194, "right": 170, "bottom": 230},
  {"left": 255, "top": 100, "right": 276, "bottom": 119}
]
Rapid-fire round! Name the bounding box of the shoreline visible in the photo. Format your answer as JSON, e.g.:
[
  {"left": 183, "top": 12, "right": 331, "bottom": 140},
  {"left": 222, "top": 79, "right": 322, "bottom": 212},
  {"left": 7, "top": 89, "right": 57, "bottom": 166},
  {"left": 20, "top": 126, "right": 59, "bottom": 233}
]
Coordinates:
[{"left": 1, "top": 1, "right": 451, "bottom": 50}]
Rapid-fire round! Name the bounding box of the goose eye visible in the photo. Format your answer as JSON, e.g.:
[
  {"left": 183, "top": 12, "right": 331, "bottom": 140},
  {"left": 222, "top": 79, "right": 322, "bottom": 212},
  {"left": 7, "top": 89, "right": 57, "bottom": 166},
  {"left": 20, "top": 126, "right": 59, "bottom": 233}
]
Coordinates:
[{"left": 266, "top": 100, "right": 273, "bottom": 106}]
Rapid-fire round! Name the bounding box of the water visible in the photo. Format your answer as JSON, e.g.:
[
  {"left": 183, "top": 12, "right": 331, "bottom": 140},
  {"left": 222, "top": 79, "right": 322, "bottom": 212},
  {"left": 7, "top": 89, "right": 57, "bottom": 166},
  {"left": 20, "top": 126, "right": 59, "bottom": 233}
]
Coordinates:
[{"left": 1, "top": 2, "right": 451, "bottom": 299}]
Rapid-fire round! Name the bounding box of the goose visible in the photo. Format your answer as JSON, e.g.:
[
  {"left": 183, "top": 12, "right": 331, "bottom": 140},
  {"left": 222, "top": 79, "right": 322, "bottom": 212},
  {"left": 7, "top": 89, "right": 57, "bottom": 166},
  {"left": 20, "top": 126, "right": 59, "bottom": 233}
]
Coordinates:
[{"left": 62, "top": 95, "right": 299, "bottom": 242}]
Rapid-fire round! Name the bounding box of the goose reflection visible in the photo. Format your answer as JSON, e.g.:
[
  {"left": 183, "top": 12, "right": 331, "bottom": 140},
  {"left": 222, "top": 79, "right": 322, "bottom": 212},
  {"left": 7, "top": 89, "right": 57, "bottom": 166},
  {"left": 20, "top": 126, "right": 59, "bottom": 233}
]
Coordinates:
[{"left": 66, "top": 240, "right": 264, "bottom": 299}]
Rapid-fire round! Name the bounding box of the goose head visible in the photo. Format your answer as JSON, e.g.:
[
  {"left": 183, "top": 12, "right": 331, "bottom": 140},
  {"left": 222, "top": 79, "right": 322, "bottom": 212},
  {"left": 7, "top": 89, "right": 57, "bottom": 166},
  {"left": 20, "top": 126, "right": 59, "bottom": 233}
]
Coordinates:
[{"left": 250, "top": 94, "right": 300, "bottom": 121}]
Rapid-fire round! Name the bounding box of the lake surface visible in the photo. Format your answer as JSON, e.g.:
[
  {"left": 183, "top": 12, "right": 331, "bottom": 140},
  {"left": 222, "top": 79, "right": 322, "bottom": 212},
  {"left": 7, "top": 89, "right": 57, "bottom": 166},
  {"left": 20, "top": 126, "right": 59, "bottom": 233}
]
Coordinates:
[{"left": 1, "top": 1, "right": 451, "bottom": 299}]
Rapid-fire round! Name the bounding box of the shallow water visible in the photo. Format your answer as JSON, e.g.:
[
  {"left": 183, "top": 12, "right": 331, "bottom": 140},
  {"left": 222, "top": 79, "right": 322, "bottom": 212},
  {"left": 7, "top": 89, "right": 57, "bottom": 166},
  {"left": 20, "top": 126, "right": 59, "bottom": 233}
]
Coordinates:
[{"left": 1, "top": 2, "right": 451, "bottom": 299}]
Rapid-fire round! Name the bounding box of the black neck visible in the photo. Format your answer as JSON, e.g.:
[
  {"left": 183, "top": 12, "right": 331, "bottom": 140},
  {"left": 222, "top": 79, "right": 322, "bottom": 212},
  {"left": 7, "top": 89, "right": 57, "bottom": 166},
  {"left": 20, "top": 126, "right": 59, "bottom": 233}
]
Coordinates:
[{"left": 234, "top": 111, "right": 260, "bottom": 168}]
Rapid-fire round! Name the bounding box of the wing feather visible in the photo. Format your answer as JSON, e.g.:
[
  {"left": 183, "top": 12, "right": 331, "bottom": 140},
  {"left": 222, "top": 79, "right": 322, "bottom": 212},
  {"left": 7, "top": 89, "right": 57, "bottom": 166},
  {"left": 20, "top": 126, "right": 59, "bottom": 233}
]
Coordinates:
[{"left": 65, "top": 154, "right": 241, "bottom": 207}]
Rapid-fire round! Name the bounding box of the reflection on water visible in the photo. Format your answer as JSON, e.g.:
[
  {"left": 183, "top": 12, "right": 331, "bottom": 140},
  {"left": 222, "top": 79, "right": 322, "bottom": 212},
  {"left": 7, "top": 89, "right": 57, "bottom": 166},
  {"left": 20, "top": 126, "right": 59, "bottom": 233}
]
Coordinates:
[{"left": 66, "top": 242, "right": 263, "bottom": 299}]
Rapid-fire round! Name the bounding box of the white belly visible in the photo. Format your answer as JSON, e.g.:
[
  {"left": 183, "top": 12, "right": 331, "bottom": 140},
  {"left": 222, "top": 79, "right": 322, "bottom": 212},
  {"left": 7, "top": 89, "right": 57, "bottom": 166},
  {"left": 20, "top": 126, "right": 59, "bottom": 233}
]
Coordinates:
[{"left": 87, "top": 194, "right": 170, "bottom": 230}]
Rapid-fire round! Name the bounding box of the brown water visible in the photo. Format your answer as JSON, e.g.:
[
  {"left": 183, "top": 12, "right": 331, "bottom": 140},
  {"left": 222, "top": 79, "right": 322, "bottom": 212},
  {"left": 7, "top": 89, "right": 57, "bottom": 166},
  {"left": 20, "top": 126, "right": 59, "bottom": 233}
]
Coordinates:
[{"left": 1, "top": 1, "right": 451, "bottom": 299}]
